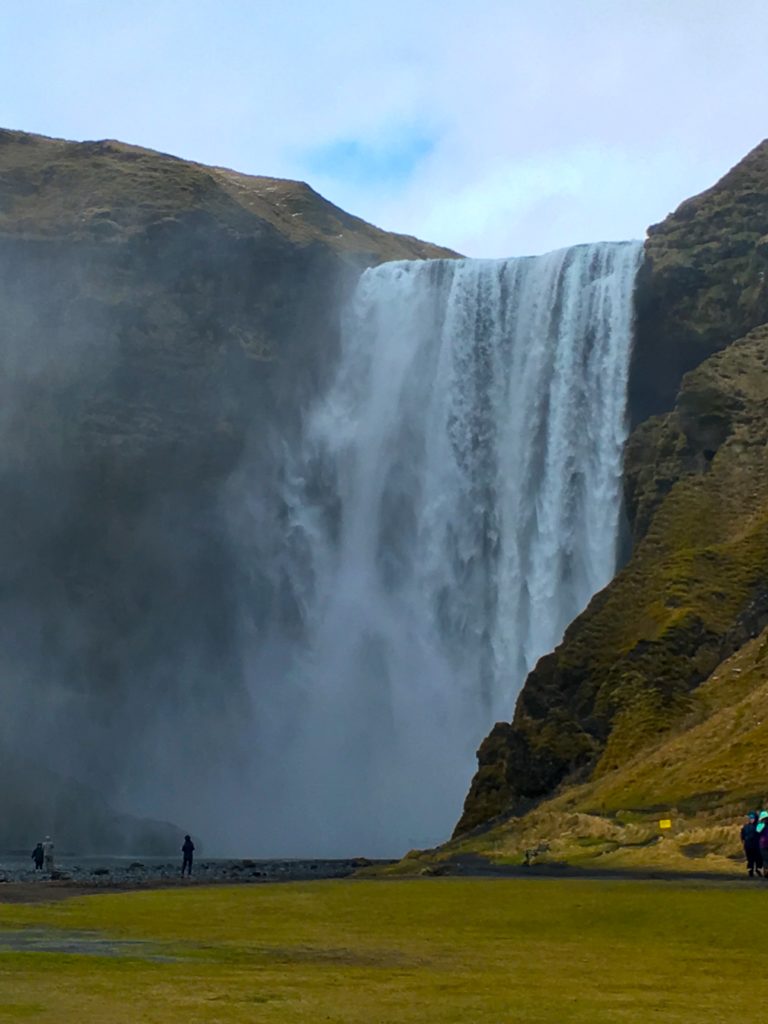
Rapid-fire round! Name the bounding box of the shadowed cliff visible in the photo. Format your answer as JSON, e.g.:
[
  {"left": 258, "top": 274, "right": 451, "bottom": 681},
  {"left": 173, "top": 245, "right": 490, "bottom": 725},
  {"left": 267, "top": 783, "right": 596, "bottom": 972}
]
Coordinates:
[{"left": 0, "top": 128, "right": 456, "bottom": 854}]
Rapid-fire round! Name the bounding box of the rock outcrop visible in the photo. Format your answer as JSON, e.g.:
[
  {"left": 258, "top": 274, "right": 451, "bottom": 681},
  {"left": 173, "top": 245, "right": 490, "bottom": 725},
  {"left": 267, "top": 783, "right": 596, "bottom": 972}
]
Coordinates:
[
  {"left": 629, "top": 139, "right": 768, "bottom": 425},
  {"left": 457, "top": 143, "right": 768, "bottom": 838}
]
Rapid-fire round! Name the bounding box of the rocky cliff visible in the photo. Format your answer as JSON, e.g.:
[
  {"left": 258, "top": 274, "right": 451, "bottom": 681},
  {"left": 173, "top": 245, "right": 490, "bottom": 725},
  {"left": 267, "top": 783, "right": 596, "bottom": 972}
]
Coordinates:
[
  {"left": 456, "top": 142, "right": 768, "bottom": 841},
  {"left": 0, "top": 128, "right": 455, "bottom": 854},
  {"left": 630, "top": 139, "right": 768, "bottom": 425}
]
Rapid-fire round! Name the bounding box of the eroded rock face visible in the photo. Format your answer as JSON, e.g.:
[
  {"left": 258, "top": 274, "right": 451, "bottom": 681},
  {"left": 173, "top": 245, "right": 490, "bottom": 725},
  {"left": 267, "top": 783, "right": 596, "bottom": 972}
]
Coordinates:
[{"left": 0, "top": 128, "right": 455, "bottom": 853}]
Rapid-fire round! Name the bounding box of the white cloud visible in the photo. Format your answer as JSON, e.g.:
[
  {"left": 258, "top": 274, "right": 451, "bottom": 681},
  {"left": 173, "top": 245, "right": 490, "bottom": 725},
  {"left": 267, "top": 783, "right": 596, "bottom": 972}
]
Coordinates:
[{"left": 1, "top": 0, "right": 767, "bottom": 255}]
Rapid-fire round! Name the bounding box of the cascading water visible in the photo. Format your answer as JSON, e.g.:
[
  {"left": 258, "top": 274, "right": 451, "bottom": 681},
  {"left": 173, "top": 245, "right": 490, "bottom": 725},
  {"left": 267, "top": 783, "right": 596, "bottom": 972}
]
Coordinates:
[{"left": 248, "top": 241, "right": 643, "bottom": 856}]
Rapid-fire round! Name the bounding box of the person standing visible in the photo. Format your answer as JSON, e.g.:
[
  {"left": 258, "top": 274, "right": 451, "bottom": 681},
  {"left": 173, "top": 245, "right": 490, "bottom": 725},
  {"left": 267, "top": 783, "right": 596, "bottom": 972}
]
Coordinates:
[
  {"left": 741, "top": 811, "right": 762, "bottom": 877},
  {"left": 31, "top": 842, "right": 44, "bottom": 870},
  {"left": 181, "top": 835, "right": 195, "bottom": 877},
  {"left": 42, "top": 835, "right": 54, "bottom": 874},
  {"left": 756, "top": 811, "right": 768, "bottom": 877}
]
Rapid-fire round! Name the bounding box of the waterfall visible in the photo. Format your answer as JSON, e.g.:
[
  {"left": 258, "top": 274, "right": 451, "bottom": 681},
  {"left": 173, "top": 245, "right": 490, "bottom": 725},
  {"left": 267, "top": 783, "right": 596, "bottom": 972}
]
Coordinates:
[{"left": 247, "top": 241, "right": 643, "bottom": 856}]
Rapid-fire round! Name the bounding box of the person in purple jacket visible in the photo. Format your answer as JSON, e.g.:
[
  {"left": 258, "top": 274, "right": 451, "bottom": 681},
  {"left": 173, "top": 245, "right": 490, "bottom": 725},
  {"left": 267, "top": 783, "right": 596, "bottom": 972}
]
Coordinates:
[{"left": 742, "top": 811, "right": 762, "bottom": 877}]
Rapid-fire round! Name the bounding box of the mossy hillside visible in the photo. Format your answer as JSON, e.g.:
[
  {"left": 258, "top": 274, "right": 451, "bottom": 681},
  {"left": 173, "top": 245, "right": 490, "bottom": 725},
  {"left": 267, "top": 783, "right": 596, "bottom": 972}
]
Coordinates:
[
  {"left": 3, "top": 880, "right": 768, "bottom": 1023},
  {"left": 625, "top": 322, "right": 768, "bottom": 541},
  {"left": 412, "top": 622, "right": 768, "bottom": 874},
  {"left": 581, "top": 628, "right": 768, "bottom": 815},
  {"left": 422, "top": 809, "right": 744, "bottom": 875},
  {"left": 457, "top": 326, "right": 768, "bottom": 836},
  {"left": 630, "top": 138, "right": 768, "bottom": 423},
  {"left": 0, "top": 128, "right": 456, "bottom": 262}
]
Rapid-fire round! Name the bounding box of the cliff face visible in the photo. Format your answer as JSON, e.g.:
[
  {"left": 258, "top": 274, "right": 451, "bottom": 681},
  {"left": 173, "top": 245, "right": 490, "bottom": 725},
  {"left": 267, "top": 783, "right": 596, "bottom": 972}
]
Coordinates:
[
  {"left": 7, "top": 127, "right": 768, "bottom": 857},
  {"left": 0, "top": 128, "right": 455, "bottom": 853},
  {"left": 629, "top": 139, "right": 768, "bottom": 425},
  {"left": 457, "top": 143, "right": 768, "bottom": 838}
]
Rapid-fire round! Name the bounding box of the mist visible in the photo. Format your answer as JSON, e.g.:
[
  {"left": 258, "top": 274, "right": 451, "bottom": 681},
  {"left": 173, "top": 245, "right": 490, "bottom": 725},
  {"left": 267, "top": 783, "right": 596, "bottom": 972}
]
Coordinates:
[
  {"left": 0, "top": 130, "right": 643, "bottom": 859},
  {"left": 0, "top": 156, "right": 353, "bottom": 855}
]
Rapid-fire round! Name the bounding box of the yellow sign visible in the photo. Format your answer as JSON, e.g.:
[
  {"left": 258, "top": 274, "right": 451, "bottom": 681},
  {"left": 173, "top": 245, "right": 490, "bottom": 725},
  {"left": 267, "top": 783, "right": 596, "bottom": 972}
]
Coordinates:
[{"left": 659, "top": 819, "right": 673, "bottom": 830}]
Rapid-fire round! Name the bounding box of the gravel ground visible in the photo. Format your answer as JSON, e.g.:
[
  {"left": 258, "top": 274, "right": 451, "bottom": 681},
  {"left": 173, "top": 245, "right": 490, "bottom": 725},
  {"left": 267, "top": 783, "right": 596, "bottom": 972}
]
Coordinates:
[{"left": 0, "top": 855, "right": 388, "bottom": 902}]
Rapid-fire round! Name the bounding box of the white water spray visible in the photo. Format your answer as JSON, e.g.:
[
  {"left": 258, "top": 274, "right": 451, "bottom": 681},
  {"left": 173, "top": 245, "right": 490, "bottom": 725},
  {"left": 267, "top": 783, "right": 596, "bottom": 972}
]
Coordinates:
[{"left": 247, "top": 241, "right": 642, "bottom": 856}]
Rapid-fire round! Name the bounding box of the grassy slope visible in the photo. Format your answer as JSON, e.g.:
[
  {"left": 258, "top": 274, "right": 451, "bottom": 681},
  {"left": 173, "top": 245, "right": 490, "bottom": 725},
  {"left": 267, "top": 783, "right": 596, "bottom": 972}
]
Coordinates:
[
  {"left": 2, "top": 879, "right": 768, "bottom": 1022},
  {"left": 417, "top": 621, "right": 767, "bottom": 875},
  {"left": 0, "top": 128, "right": 457, "bottom": 261},
  {"left": 454, "top": 325, "right": 768, "bottom": 856}
]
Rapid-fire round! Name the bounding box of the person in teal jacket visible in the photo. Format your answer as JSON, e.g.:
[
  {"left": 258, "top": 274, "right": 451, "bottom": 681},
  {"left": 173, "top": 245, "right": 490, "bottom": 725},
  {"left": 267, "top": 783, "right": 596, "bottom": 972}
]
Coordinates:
[
  {"left": 755, "top": 811, "right": 768, "bottom": 875},
  {"left": 742, "top": 811, "right": 762, "bottom": 876}
]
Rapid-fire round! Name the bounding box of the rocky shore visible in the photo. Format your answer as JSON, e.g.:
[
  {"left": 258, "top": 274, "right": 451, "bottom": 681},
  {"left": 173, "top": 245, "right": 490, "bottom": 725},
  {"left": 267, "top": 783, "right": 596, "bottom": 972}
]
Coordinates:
[{"left": 0, "top": 856, "right": 386, "bottom": 891}]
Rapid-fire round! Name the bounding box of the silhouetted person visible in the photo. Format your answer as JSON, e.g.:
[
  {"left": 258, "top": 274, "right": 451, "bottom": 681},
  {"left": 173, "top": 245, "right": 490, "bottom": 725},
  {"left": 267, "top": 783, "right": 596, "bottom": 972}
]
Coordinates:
[
  {"left": 42, "top": 835, "right": 54, "bottom": 873},
  {"left": 741, "top": 811, "right": 762, "bottom": 877},
  {"left": 181, "top": 835, "right": 195, "bottom": 877},
  {"left": 31, "top": 842, "right": 44, "bottom": 870}
]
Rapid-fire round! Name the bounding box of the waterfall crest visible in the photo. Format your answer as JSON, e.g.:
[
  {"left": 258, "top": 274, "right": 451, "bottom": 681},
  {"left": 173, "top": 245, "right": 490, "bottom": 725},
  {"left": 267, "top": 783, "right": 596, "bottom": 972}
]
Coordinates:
[{"left": 251, "top": 241, "right": 643, "bottom": 855}]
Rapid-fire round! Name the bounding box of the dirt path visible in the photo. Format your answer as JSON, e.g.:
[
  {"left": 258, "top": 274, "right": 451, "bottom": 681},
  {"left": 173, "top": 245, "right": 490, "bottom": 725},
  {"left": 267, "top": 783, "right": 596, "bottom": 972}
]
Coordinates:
[
  {"left": 0, "top": 881, "right": 169, "bottom": 903},
  {"left": 0, "top": 863, "right": 755, "bottom": 904},
  {"left": 0, "top": 877, "right": 245, "bottom": 904}
]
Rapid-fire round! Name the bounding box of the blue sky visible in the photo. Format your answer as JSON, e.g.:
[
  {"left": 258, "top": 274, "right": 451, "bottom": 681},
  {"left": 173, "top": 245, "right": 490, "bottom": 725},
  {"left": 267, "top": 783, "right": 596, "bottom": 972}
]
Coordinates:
[
  {"left": 303, "top": 132, "right": 437, "bottom": 188},
  {"left": 1, "top": 0, "right": 767, "bottom": 257}
]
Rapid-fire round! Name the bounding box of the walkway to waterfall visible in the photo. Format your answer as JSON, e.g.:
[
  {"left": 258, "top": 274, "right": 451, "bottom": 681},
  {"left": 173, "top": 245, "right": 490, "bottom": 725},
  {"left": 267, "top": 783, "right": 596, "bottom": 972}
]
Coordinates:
[{"left": 0, "top": 857, "right": 748, "bottom": 904}]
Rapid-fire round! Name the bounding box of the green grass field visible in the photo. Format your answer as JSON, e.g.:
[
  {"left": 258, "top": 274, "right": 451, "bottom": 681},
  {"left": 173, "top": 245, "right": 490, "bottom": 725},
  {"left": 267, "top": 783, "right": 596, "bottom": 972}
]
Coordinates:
[{"left": 0, "top": 877, "right": 763, "bottom": 1022}]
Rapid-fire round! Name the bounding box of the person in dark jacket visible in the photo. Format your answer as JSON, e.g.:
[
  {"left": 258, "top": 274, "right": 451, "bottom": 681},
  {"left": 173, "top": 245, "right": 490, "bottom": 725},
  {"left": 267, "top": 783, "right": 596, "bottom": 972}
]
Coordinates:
[
  {"left": 31, "top": 842, "right": 44, "bottom": 870},
  {"left": 181, "top": 835, "right": 195, "bottom": 877}
]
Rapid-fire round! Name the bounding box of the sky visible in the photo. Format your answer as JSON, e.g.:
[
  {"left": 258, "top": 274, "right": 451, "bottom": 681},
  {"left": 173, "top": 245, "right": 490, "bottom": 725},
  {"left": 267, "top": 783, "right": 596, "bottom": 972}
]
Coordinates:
[{"left": 1, "top": 0, "right": 767, "bottom": 257}]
